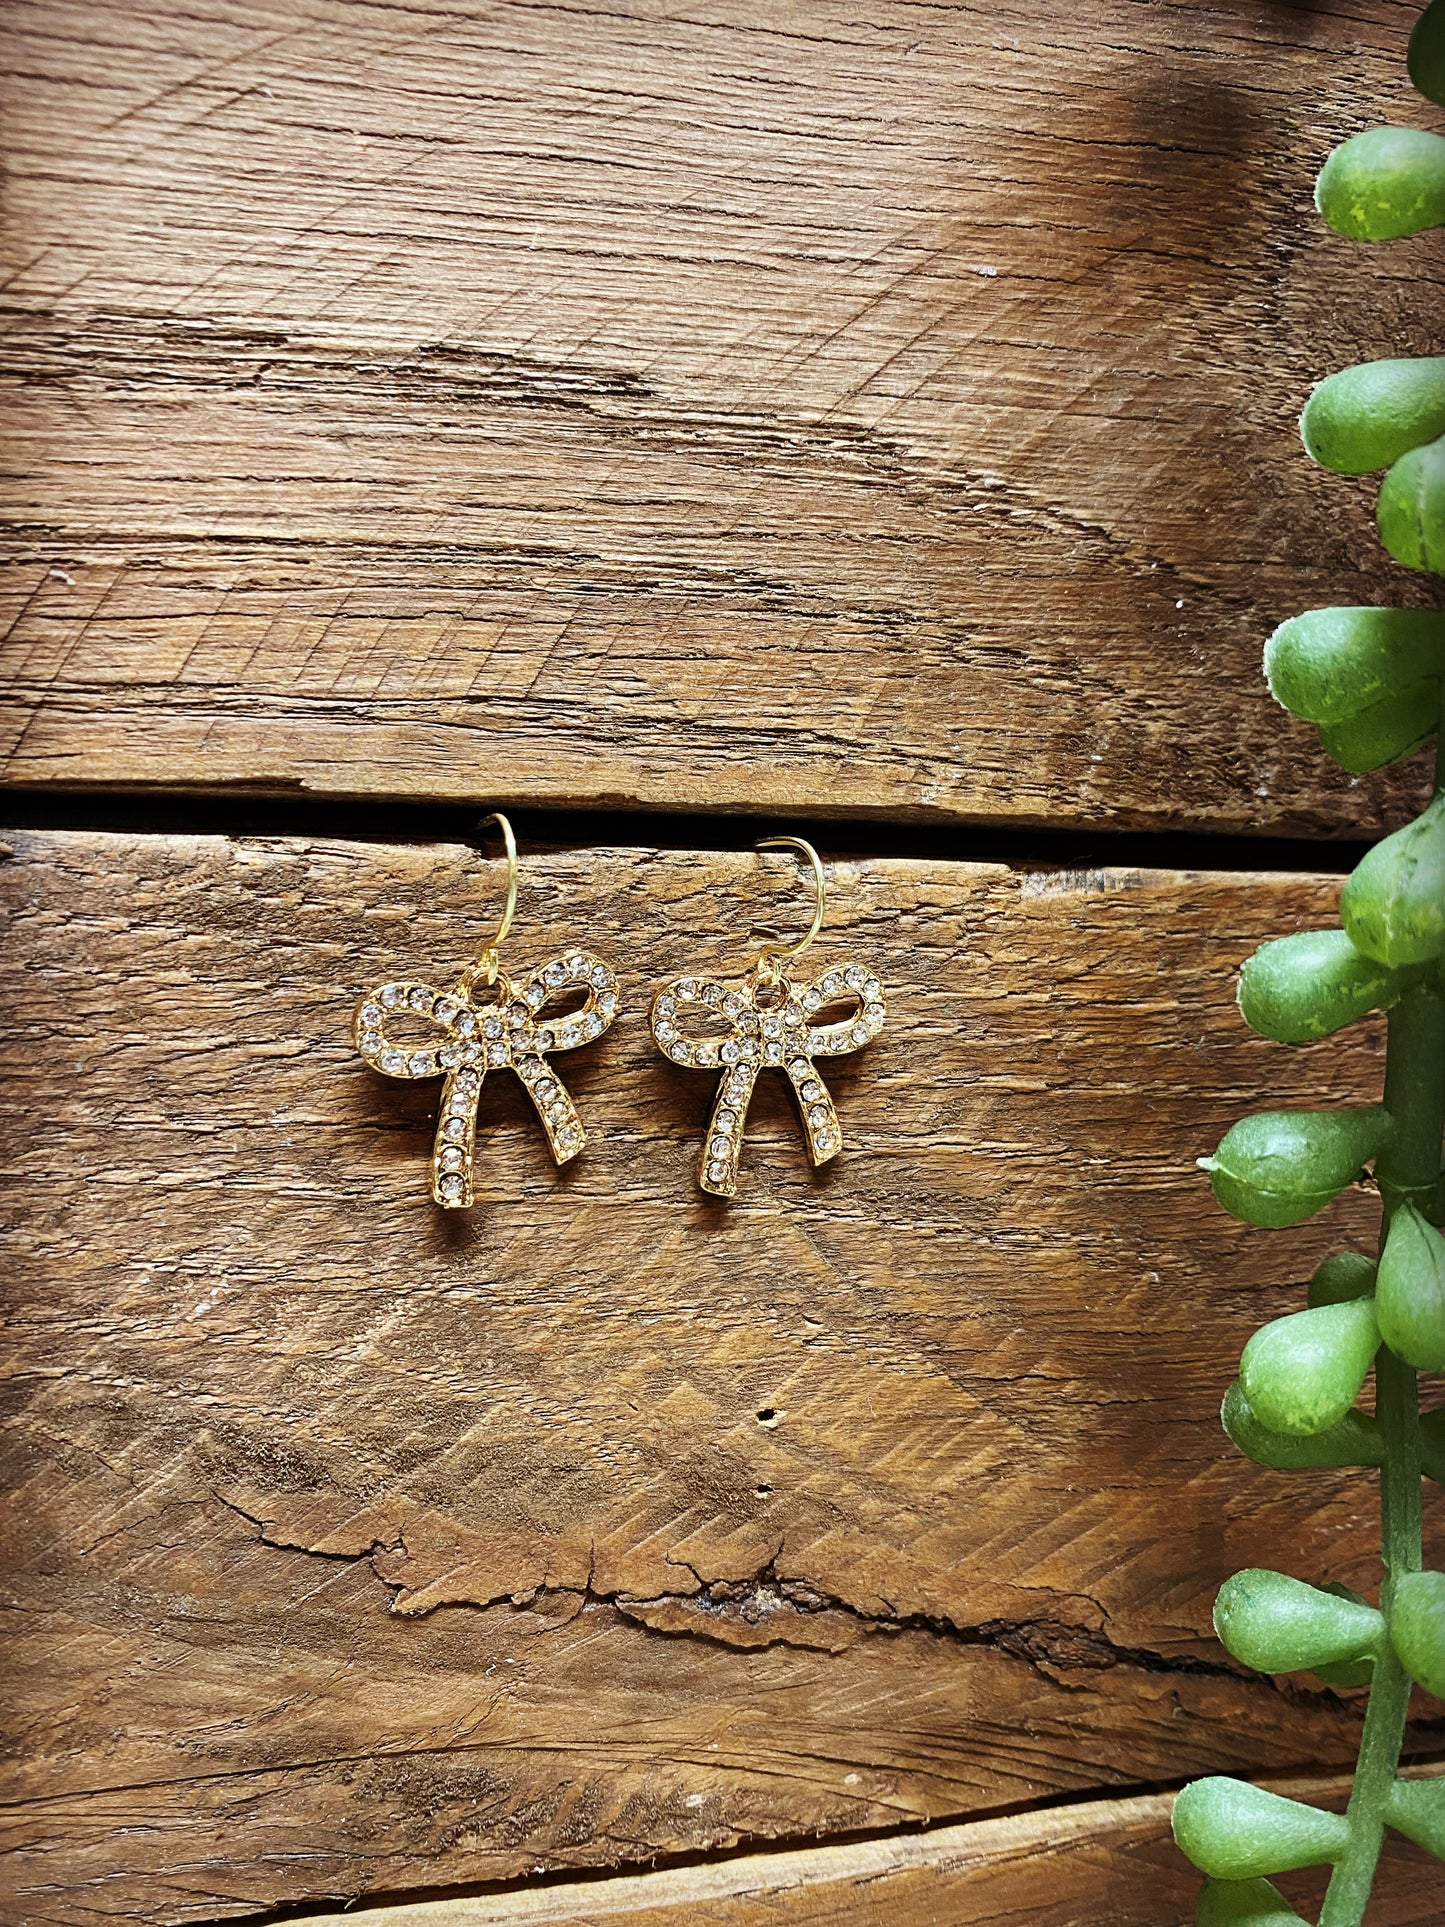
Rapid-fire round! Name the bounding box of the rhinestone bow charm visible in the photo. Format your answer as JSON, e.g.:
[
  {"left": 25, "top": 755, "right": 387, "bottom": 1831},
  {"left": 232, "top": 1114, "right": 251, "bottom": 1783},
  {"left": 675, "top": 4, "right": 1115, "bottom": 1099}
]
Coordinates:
[
  {"left": 651, "top": 960, "right": 885, "bottom": 1197},
  {"left": 355, "top": 951, "right": 619, "bottom": 1207}
]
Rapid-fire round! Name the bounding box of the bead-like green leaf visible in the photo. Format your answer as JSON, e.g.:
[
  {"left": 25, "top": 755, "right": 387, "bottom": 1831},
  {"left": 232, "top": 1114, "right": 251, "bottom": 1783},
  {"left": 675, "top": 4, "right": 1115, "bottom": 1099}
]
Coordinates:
[
  {"left": 1316, "top": 126, "right": 1445, "bottom": 239},
  {"left": 1238, "top": 931, "right": 1412, "bottom": 1042},
  {"left": 1385, "top": 1775, "right": 1445, "bottom": 1860},
  {"left": 1301, "top": 359, "right": 1445, "bottom": 474},
  {"left": 1173, "top": 1778, "right": 1350, "bottom": 1878},
  {"left": 1376, "top": 1204, "right": 1445, "bottom": 1370},
  {"left": 1410, "top": 0, "right": 1445, "bottom": 110},
  {"left": 1240, "top": 1300, "right": 1380, "bottom": 1438},
  {"left": 1201, "top": 1108, "right": 1390, "bottom": 1228},
  {"left": 1215, "top": 1569, "right": 1383, "bottom": 1674},
  {"left": 1195, "top": 1876, "right": 1309, "bottom": 1925},
  {"left": 1320, "top": 681, "right": 1441, "bottom": 773},
  {"left": 1308, "top": 1249, "right": 1379, "bottom": 1307},
  {"left": 1341, "top": 792, "right": 1445, "bottom": 966},
  {"left": 1377, "top": 433, "right": 1445, "bottom": 572},
  {"left": 1390, "top": 1571, "right": 1445, "bottom": 1698},
  {"left": 1222, "top": 1381, "right": 1383, "bottom": 1471},
  {"left": 1264, "top": 606, "right": 1445, "bottom": 724}
]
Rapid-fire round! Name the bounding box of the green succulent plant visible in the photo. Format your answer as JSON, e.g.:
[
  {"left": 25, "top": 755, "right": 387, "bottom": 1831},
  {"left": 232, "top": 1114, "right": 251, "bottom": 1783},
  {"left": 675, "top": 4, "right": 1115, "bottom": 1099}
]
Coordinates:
[{"left": 1173, "top": 9, "right": 1445, "bottom": 1922}]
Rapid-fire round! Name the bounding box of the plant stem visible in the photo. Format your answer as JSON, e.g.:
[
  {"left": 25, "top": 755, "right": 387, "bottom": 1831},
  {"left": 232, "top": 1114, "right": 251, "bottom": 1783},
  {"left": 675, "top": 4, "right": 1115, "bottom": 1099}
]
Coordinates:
[{"left": 1319, "top": 971, "right": 1444, "bottom": 1927}]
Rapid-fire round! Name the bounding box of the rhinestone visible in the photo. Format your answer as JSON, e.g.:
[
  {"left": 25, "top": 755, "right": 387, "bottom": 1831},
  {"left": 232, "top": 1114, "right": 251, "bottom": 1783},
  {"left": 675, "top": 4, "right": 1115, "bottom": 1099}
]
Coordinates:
[
  {"left": 710, "top": 1136, "right": 730, "bottom": 1160},
  {"left": 801, "top": 987, "right": 821, "bottom": 1013},
  {"left": 456, "top": 1069, "right": 480, "bottom": 1094},
  {"left": 865, "top": 1001, "right": 885, "bottom": 1027},
  {"left": 506, "top": 1005, "right": 526, "bottom": 1029},
  {"left": 407, "top": 986, "right": 430, "bottom": 1012},
  {"left": 784, "top": 1001, "right": 803, "bottom": 1026},
  {"left": 484, "top": 1044, "right": 504, "bottom": 1067},
  {"left": 536, "top": 1029, "right": 554, "bottom": 1051},
  {"left": 808, "top": 1030, "right": 827, "bottom": 1053},
  {"left": 677, "top": 979, "right": 698, "bottom": 1000},
  {"left": 656, "top": 994, "right": 677, "bottom": 1018},
  {"left": 693, "top": 1044, "right": 719, "bottom": 1067},
  {"left": 361, "top": 1002, "right": 383, "bottom": 1027},
  {"left": 547, "top": 1101, "right": 567, "bottom": 1123},
  {"left": 434, "top": 997, "right": 458, "bottom": 1024},
  {"left": 851, "top": 1022, "right": 870, "bottom": 1045},
  {"left": 864, "top": 978, "right": 881, "bottom": 1001},
  {"left": 544, "top": 962, "right": 566, "bottom": 988},
  {"left": 456, "top": 1010, "right": 477, "bottom": 1036},
  {"left": 729, "top": 1071, "right": 751, "bottom": 1094},
  {"left": 706, "top": 1160, "right": 728, "bottom": 1184},
  {"left": 716, "top": 1109, "right": 735, "bottom": 1131},
  {"left": 720, "top": 1041, "right": 740, "bottom": 1064},
  {"left": 764, "top": 1041, "right": 783, "bottom": 1062},
  {"left": 479, "top": 1016, "right": 499, "bottom": 1039},
  {"left": 439, "top": 1146, "right": 464, "bottom": 1173},
  {"left": 360, "top": 1029, "right": 383, "bottom": 1055},
  {"left": 559, "top": 1126, "right": 581, "bottom": 1150},
  {"left": 518, "top": 1058, "right": 542, "bottom": 1083},
  {"left": 524, "top": 982, "right": 546, "bottom": 1008},
  {"left": 803, "top": 1079, "right": 822, "bottom": 1103},
  {"left": 598, "top": 990, "right": 617, "bottom": 1016},
  {"left": 568, "top": 954, "right": 588, "bottom": 978},
  {"left": 808, "top": 1104, "right": 829, "bottom": 1128},
  {"left": 738, "top": 1038, "right": 759, "bottom": 1061},
  {"left": 438, "top": 1043, "right": 460, "bottom": 1068},
  {"left": 789, "top": 1058, "right": 808, "bottom": 1078},
  {"left": 409, "top": 1051, "right": 433, "bottom": 1075},
  {"left": 439, "top": 1175, "right": 464, "bottom": 1202},
  {"left": 669, "top": 1040, "right": 690, "bottom": 1062},
  {"left": 380, "top": 1049, "right": 405, "bottom": 1074},
  {"left": 817, "top": 1131, "right": 837, "bottom": 1153},
  {"left": 461, "top": 1041, "right": 483, "bottom": 1063},
  {"left": 844, "top": 965, "right": 865, "bottom": 989},
  {"left": 762, "top": 1015, "right": 781, "bottom": 1040},
  {"left": 554, "top": 1024, "right": 578, "bottom": 1048},
  {"left": 722, "top": 992, "right": 742, "bottom": 1016},
  {"left": 822, "top": 971, "right": 842, "bottom": 995},
  {"left": 380, "top": 985, "right": 402, "bottom": 1010},
  {"left": 579, "top": 1013, "right": 601, "bottom": 1039},
  {"left": 591, "top": 964, "right": 610, "bottom": 988},
  {"left": 443, "top": 1116, "right": 466, "bottom": 1141},
  {"left": 655, "top": 1019, "right": 676, "bottom": 1044}
]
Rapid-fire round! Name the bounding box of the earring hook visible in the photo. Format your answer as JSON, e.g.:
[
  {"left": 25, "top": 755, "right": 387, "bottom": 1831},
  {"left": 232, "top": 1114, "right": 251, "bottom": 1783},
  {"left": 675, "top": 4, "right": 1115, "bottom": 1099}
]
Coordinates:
[
  {"left": 753, "top": 835, "right": 826, "bottom": 983},
  {"left": 467, "top": 811, "right": 518, "bottom": 990}
]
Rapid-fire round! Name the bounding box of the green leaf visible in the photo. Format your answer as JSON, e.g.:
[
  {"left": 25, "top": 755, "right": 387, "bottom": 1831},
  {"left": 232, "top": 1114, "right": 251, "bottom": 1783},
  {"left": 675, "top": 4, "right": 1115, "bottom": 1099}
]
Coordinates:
[
  {"left": 1238, "top": 931, "right": 1413, "bottom": 1042},
  {"left": 1222, "top": 1380, "right": 1383, "bottom": 1472},
  {"left": 1390, "top": 1571, "right": 1445, "bottom": 1698},
  {"left": 1240, "top": 1300, "right": 1380, "bottom": 1438},
  {"left": 1378, "top": 433, "right": 1445, "bottom": 572},
  {"left": 1315, "top": 126, "right": 1445, "bottom": 239},
  {"left": 1201, "top": 1108, "right": 1390, "bottom": 1228},
  {"left": 1320, "top": 681, "right": 1441, "bottom": 772},
  {"left": 1385, "top": 1775, "right": 1445, "bottom": 1859},
  {"left": 1341, "top": 793, "right": 1445, "bottom": 966},
  {"left": 1265, "top": 607, "right": 1445, "bottom": 725},
  {"left": 1308, "top": 1250, "right": 1379, "bottom": 1307},
  {"left": 1195, "top": 1876, "right": 1309, "bottom": 1925},
  {"left": 1173, "top": 1777, "right": 1349, "bottom": 1878},
  {"left": 1376, "top": 1204, "right": 1445, "bottom": 1370},
  {"left": 1301, "top": 359, "right": 1445, "bottom": 473},
  {"left": 1215, "top": 1569, "right": 1383, "bottom": 1674},
  {"left": 1409, "top": 0, "right": 1445, "bottom": 109}
]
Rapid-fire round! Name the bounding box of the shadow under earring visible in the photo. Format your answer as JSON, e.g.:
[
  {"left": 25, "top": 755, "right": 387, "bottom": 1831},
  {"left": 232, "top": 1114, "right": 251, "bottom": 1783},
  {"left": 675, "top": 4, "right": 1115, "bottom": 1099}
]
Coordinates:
[
  {"left": 650, "top": 836, "right": 886, "bottom": 1198},
  {"left": 353, "top": 813, "right": 620, "bottom": 1208}
]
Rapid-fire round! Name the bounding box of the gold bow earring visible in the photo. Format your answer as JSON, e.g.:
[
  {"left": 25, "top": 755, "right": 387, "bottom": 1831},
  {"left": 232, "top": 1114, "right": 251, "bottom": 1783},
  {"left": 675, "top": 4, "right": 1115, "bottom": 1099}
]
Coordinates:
[
  {"left": 353, "top": 814, "right": 620, "bottom": 1208},
  {"left": 650, "top": 837, "right": 886, "bottom": 1198}
]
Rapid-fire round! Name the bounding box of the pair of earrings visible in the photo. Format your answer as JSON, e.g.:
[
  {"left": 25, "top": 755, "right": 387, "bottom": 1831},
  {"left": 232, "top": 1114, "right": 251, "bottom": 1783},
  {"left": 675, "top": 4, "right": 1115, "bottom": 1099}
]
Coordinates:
[{"left": 353, "top": 815, "right": 887, "bottom": 1208}]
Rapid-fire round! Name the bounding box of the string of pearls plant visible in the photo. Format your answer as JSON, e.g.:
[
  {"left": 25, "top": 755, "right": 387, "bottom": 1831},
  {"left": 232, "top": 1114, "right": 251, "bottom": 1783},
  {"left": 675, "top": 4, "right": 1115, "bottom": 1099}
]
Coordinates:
[{"left": 1172, "top": 9, "right": 1445, "bottom": 1924}]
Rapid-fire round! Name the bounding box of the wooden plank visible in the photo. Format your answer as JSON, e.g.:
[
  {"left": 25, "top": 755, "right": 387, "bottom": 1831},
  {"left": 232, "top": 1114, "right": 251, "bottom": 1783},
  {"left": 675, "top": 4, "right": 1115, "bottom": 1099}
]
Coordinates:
[
  {"left": 283, "top": 1779, "right": 1445, "bottom": 1926},
  {"left": 1, "top": 0, "right": 1441, "bottom": 832},
  {"left": 1, "top": 830, "right": 1440, "bottom": 1924}
]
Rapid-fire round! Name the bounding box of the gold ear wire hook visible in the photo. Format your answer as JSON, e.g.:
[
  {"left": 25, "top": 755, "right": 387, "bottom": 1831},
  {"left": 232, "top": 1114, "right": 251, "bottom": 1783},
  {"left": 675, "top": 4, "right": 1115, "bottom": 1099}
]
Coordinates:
[
  {"left": 466, "top": 811, "right": 518, "bottom": 990},
  {"left": 753, "top": 835, "right": 826, "bottom": 984}
]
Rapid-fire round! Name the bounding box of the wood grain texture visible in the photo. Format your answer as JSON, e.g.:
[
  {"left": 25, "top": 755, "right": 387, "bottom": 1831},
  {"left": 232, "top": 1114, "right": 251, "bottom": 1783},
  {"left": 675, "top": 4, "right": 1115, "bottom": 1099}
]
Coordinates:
[
  {"left": 284, "top": 1779, "right": 1445, "bottom": 1926},
  {"left": 2, "top": 0, "right": 1443, "bottom": 832},
  {"left": 1, "top": 830, "right": 1441, "bottom": 1924}
]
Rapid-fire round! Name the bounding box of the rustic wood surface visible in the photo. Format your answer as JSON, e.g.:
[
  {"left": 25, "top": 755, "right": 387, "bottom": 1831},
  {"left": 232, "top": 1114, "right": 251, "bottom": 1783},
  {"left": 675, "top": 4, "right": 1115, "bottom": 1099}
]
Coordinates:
[
  {"left": 284, "top": 1778, "right": 1445, "bottom": 1926},
  {"left": 2, "top": 0, "right": 1443, "bottom": 833},
  {"left": 1, "top": 830, "right": 1440, "bottom": 1924}
]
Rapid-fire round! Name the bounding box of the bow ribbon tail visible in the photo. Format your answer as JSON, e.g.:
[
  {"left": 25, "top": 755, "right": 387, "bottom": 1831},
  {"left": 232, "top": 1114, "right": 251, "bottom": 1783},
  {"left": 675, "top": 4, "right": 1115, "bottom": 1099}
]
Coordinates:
[
  {"left": 700, "top": 1059, "right": 761, "bottom": 1198},
  {"left": 431, "top": 1063, "right": 486, "bottom": 1209},
  {"left": 784, "top": 1052, "right": 841, "bottom": 1167},
  {"left": 517, "top": 1052, "right": 586, "bottom": 1166}
]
